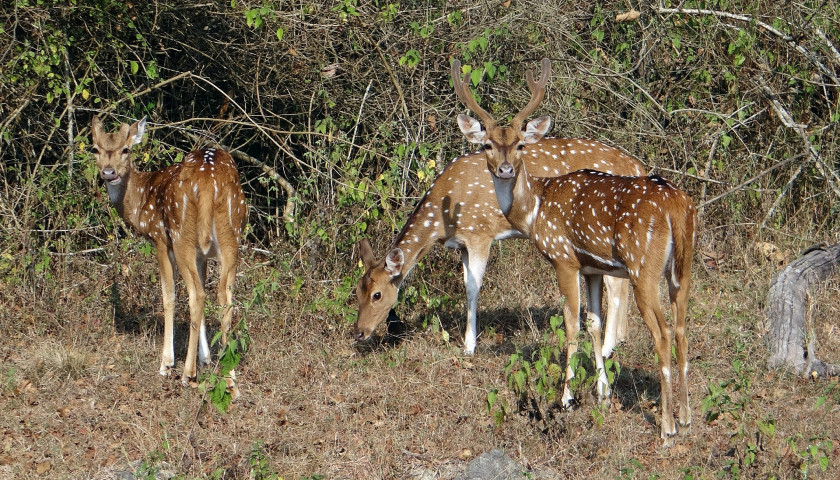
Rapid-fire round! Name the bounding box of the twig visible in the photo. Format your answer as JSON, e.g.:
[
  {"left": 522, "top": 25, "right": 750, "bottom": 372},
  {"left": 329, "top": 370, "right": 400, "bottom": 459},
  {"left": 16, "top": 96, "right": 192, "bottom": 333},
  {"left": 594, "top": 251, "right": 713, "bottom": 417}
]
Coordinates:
[
  {"left": 698, "top": 136, "right": 718, "bottom": 215},
  {"left": 815, "top": 27, "right": 840, "bottom": 66},
  {"left": 63, "top": 44, "right": 75, "bottom": 179},
  {"left": 658, "top": 5, "right": 840, "bottom": 85},
  {"left": 109, "top": 71, "right": 192, "bottom": 109},
  {"left": 230, "top": 149, "right": 296, "bottom": 223},
  {"left": 700, "top": 153, "right": 799, "bottom": 209},
  {"left": 759, "top": 79, "right": 840, "bottom": 200},
  {"left": 761, "top": 163, "right": 804, "bottom": 231},
  {"left": 49, "top": 247, "right": 106, "bottom": 257},
  {"left": 347, "top": 79, "right": 373, "bottom": 164},
  {"left": 189, "top": 73, "right": 304, "bottom": 172},
  {"left": 361, "top": 29, "right": 410, "bottom": 120},
  {"left": 656, "top": 166, "right": 728, "bottom": 185}
]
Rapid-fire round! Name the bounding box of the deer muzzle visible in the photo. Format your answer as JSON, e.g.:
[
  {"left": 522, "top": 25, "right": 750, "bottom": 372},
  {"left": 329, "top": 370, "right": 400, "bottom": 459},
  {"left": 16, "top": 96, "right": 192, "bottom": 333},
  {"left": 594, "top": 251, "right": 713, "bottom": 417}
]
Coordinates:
[
  {"left": 496, "top": 161, "right": 515, "bottom": 179},
  {"left": 100, "top": 167, "right": 121, "bottom": 184},
  {"left": 352, "top": 325, "right": 371, "bottom": 341}
]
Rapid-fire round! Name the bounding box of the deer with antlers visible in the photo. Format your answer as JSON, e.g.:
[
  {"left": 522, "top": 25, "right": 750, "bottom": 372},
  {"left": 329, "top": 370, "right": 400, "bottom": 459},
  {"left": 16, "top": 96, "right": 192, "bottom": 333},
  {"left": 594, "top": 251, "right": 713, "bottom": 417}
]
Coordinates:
[
  {"left": 91, "top": 116, "right": 247, "bottom": 399},
  {"left": 452, "top": 58, "right": 696, "bottom": 444},
  {"left": 354, "top": 95, "right": 645, "bottom": 357}
]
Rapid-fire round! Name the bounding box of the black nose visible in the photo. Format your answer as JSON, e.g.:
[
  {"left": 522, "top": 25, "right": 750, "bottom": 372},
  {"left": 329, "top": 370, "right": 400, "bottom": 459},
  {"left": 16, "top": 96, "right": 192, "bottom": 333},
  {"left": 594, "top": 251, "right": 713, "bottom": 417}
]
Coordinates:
[
  {"left": 353, "top": 328, "right": 365, "bottom": 341},
  {"left": 497, "top": 162, "right": 515, "bottom": 179}
]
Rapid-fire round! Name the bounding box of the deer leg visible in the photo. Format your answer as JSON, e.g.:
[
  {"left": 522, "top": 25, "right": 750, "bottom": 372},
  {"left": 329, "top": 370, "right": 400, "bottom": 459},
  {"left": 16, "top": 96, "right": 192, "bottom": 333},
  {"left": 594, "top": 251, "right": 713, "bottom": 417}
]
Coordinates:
[
  {"left": 602, "top": 276, "right": 630, "bottom": 358},
  {"left": 461, "top": 240, "right": 490, "bottom": 355},
  {"left": 634, "top": 278, "right": 676, "bottom": 444},
  {"left": 197, "top": 254, "right": 211, "bottom": 366},
  {"left": 585, "top": 274, "right": 611, "bottom": 403},
  {"left": 176, "top": 247, "right": 206, "bottom": 387},
  {"left": 556, "top": 264, "right": 581, "bottom": 408},
  {"left": 670, "top": 280, "right": 691, "bottom": 433},
  {"left": 156, "top": 247, "right": 177, "bottom": 376},
  {"left": 217, "top": 238, "right": 240, "bottom": 401}
]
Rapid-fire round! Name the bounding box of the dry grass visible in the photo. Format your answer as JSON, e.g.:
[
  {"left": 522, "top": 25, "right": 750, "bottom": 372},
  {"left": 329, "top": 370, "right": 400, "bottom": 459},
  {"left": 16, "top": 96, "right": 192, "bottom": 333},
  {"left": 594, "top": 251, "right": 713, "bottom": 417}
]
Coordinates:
[{"left": 1, "top": 238, "right": 840, "bottom": 480}]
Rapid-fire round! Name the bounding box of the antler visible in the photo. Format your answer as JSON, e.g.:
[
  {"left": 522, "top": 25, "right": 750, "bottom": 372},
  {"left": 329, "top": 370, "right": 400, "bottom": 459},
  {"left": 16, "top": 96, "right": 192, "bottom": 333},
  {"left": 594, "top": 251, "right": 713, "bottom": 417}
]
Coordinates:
[
  {"left": 511, "top": 57, "right": 551, "bottom": 130},
  {"left": 451, "top": 59, "right": 497, "bottom": 129}
]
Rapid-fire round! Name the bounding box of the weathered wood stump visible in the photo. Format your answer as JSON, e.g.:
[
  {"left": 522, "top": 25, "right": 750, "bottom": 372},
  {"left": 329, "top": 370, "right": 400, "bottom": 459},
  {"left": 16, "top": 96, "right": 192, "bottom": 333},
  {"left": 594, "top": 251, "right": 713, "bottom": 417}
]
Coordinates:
[{"left": 766, "top": 243, "right": 840, "bottom": 377}]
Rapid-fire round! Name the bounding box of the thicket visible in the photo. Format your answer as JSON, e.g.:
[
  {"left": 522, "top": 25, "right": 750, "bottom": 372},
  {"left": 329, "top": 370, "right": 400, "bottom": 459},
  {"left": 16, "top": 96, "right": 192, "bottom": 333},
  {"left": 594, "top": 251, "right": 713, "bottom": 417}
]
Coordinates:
[{"left": 3, "top": 0, "right": 840, "bottom": 283}]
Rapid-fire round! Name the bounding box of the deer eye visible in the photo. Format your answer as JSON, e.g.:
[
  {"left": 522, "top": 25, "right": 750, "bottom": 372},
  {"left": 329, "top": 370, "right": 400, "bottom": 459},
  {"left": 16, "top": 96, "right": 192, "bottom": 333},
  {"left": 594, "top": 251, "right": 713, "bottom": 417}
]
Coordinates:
[
  {"left": 91, "top": 147, "right": 99, "bottom": 154},
  {"left": 483, "top": 144, "right": 493, "bottom": 151},
  {"left": 121, "top": 147, "right": 130, "bottom": 155},
  {"left": 517, "top": 144, "right": 525, "bottom": 151},
  {"left": 372, "top": 292, "right": 382, "bottom": 301}
]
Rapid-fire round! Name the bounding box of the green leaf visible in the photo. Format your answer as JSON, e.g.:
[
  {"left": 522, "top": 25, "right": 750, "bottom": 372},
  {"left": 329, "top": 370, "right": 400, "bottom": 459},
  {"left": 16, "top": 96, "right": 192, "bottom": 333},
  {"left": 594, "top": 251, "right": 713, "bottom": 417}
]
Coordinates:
[
  {"left": 276, "top": 27, "right": 284, "bottom": 42},
  {"left": 146, "top": 61, "right": 158, "bottom": 80},
  {"left": 486, "top": 389, "right": 498, "bottom": 412},
  {"left": 470, "top": 68, "right": 483, "bottom": 87},
  {"left": 130, "top": 61, "right": 139, "bottom": 75}
]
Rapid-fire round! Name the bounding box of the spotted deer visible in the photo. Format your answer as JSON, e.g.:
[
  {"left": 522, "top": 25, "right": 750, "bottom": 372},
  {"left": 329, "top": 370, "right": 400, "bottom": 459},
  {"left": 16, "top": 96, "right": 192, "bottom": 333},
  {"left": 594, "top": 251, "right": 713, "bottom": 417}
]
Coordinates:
[
  {"left": 91, "top": 116, "right": 247, "bottom": 398},
  {"left": 354, "top": 89, "right": 645, "bottom": 357},
  {"left": 452, "top": 58, "right": 696, "bottom": 444}
]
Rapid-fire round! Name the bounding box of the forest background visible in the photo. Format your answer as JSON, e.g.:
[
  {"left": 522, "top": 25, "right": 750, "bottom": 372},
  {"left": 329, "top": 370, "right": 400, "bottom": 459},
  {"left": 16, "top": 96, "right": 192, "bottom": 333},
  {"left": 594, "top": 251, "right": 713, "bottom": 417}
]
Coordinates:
[{"left": 3, "top": 0, "right": 840, "bottom": 478}]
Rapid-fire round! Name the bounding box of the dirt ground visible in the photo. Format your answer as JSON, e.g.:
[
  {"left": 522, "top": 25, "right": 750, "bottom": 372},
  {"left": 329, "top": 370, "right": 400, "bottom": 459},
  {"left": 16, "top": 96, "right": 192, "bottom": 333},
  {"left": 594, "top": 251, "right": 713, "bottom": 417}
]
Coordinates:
[{"left": 2, "top": 235, "right": 839, "bottom": 479}]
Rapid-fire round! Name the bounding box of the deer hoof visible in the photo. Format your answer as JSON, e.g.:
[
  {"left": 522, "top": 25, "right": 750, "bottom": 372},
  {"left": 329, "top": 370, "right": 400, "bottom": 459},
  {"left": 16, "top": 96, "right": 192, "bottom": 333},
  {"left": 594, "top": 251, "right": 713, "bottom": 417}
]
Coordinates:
[{"left": 181, "top": 376, "right": 199, "bottom": 388}]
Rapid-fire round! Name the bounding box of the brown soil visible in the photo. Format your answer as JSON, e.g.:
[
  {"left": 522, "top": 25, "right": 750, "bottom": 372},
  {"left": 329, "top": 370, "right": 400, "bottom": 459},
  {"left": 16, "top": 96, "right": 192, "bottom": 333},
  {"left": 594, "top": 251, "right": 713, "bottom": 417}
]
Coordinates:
[{"left": 1, "top": 238, "right": 839, "bottom": 479}]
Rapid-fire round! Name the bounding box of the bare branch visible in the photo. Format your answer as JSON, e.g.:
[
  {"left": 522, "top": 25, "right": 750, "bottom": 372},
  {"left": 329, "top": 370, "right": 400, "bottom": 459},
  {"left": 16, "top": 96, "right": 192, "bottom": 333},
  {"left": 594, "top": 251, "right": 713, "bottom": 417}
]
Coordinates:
[{"left": 658, "top": 5, "right": 840, "bottom": 85}]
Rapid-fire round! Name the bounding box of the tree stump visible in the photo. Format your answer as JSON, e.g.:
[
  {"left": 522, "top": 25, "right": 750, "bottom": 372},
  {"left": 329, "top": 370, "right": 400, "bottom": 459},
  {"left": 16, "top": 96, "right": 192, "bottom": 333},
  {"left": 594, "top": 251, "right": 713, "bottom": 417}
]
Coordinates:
[{"left": 766, "top": 243, "right": 840, "bottom": 378}]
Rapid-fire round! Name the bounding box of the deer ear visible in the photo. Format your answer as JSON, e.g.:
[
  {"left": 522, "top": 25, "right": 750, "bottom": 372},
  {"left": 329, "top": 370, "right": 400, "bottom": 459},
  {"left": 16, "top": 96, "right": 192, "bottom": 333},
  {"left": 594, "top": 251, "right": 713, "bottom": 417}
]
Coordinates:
[
  {"left": 129, "top": 117, "right": 147, "bottom": 147},
  {"left": 91, "top": 116, "right": 104, "bottom": 140},
  {"left": 523, "top": 116, "right": 552, "bottom": 144},
  {"left": 457, "top": 114, "right": 486, "bottom": 144},
  {"left": 358, "top": 239, "right": 377, "bottom": 270},
  {"left": 384, "top": 248, "right": 404, "bottom": 277}
]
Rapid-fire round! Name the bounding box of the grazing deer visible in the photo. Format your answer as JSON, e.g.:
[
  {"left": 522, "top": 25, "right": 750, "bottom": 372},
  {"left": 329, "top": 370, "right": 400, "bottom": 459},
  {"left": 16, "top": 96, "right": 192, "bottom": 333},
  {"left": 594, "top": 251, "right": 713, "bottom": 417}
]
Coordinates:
[
  {"left": 91, "top": 116, "right": 247, "bottom": 399},
  {"left": 452, "top": 58, "right": 696, "bottom": 444},
  {"left": 354, "top": 95, "right": 645, "bottom": 357}
]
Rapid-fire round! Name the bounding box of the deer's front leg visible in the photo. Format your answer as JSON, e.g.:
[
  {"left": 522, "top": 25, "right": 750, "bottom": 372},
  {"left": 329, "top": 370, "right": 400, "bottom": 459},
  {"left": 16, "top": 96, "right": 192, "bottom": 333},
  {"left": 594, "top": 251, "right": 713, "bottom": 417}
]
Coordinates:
[
  {"left": 461, "top": 241, "right": 490, "bottom": 356},
  {"left": 156, "top": 247, "right": 177, "bottom": 376},
  {"left": 602, "top": 276, "right": 630, "bottom": 358},
  {"left": 556, "top": 264, "right": 582, "bottom": 408},
  {"left": 585, "top": 274, "right": 611, "bottom": 403}
]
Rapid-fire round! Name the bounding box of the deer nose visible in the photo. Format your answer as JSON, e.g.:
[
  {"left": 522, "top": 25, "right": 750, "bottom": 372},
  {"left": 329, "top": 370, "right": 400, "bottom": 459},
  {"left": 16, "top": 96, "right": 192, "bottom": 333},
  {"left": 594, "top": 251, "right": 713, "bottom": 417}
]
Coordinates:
[
  {"left": 352, "top": 326, "right": 367, "bottom": 341},
  {"left": 497, "top": 162, "right": 515, "bottom": 179},
  {"left": 101, "top": 167, "right": 118, "bottom": 181}
]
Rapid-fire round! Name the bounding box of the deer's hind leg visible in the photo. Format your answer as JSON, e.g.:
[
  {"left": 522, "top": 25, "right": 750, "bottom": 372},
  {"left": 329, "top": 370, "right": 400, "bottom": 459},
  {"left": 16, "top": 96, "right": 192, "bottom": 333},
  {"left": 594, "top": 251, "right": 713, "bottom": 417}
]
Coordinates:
[{"left": 215, "top": 224, "right": 241, "bottom": 400}]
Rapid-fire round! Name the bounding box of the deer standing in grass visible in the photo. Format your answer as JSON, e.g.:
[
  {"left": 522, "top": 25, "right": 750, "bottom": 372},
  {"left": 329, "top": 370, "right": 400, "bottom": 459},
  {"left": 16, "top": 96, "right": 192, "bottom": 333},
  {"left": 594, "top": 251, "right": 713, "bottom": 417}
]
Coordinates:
[
  {"left": 452, "top": 58, "right": 696, "bottom": 444},
  {"left": 354, "top": 87, "right": 645, "bottom": 357},
  {"left": 91, "top": 116, "right": 247, "bottom": 399}
]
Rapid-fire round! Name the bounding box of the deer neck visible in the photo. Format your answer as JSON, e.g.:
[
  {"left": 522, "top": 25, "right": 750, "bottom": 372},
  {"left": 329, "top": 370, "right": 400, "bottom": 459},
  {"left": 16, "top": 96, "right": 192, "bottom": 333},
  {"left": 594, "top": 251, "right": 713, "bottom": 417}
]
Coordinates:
[
  {"left": 389, "top": 195, "right": 447, "bottom": 281},
  {"left": 108, "top": 167, "right": 153, "bottom": 230},
  {"left": 491, "top": 165, "right": 544, "bottom": 238}
]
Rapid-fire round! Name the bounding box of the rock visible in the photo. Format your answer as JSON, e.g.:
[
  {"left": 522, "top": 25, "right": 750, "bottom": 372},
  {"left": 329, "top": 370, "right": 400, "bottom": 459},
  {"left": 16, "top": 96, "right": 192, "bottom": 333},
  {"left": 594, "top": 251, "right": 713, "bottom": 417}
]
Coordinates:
[{"left": 455, "top": 449, "right": 529, "bottom": 480}]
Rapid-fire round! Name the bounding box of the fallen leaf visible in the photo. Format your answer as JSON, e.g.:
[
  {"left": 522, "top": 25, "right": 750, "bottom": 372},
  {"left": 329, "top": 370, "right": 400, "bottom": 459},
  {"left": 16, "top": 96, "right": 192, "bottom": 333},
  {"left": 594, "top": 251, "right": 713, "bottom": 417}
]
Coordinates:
[
  {"left": 321, "top": 63, "right": 339, "bottom": 78},
  {"left": 427, "top": 114, "right": 436, "bottom": 132},
  {"left": 36, "top": 461, "right": 51, "bottom": 474},
  {"left": 615, "top": 10, "right": 640, "bottom": 22}
]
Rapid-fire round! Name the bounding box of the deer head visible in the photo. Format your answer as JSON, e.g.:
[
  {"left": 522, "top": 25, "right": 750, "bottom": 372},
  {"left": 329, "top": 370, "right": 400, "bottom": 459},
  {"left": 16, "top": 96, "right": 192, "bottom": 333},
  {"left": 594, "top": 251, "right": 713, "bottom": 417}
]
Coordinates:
[
  {"left": 90, "top": 115, "right": 146, "bottom": 188},
  {"left": 353, "top": 239, "right": 404, "bottom": 341},
  {"left": 452, "top": 58, "right": 553, "bottom": 180}
]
